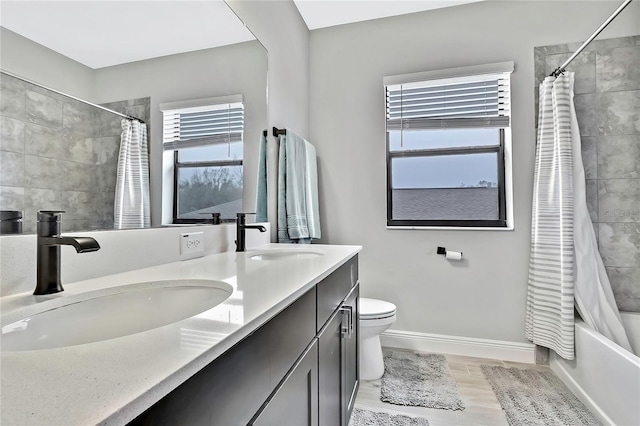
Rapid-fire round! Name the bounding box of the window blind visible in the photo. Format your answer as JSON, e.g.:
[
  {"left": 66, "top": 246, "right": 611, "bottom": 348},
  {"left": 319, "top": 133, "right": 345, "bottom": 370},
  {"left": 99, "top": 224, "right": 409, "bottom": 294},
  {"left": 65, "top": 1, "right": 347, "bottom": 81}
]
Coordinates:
[
  {"left": 386, "top": 72, "right": 511, "bottom": 131},
  {"left": 162, "top": 101, "right": 244, "bottom": 151}
]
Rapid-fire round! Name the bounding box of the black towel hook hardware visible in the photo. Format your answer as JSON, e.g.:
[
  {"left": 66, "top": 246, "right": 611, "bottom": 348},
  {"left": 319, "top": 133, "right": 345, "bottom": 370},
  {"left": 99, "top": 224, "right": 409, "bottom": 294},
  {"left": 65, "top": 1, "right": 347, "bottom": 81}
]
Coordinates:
[{"left": 272, "top": 127, "right": 286, "bottom": 137}]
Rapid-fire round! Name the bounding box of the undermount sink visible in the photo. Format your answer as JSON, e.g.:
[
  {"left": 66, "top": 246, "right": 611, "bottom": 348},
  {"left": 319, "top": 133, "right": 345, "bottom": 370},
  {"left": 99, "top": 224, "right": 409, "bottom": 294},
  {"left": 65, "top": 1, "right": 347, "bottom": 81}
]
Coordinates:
[
  {"left": 1, "top": 280, "right": 233, "bottom": 352},
  {"left": 249, "top": 249, "right": 325, "bottom": 261}
]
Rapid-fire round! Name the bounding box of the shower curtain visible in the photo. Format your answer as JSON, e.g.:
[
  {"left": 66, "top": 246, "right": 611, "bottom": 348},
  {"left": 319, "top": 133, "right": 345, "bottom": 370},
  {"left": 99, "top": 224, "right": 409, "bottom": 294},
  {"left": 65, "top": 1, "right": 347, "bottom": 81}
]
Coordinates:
[
  {"left": 114, "top": 119, "right": 150, "bottom": 229},
  {"left": 526, "top": 73, "right": 632, "bottom": 360}
]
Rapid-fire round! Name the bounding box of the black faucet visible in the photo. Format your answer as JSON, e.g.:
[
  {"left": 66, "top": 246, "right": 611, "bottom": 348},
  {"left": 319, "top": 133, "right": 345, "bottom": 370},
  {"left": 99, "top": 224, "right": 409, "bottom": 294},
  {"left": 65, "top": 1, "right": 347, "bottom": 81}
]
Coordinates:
[
  {"left": 236, "top": 213, "right": 267, "bottom": 252},
  {"left": 35, "top": 211, "right": 101, "bottom": 295},
  {"left": 199, "top": 212, "right": 221, "bottom": 224}
]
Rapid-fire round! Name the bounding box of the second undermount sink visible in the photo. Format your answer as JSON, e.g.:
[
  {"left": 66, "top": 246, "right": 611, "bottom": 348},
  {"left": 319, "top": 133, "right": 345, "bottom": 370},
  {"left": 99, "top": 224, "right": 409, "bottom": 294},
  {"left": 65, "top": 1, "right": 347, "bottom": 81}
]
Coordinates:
[
  {"left": 1, "top": 280, "right": 233, "bottom": 352},
  {"left": 249, "top": 249, "right": 325, "bottom": 261}
]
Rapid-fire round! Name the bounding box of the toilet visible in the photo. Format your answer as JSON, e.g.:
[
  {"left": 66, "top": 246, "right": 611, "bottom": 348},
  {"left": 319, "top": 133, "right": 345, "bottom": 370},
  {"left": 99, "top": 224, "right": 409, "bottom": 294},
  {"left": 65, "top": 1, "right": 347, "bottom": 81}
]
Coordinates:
[{"left": 359, "top": 298, "right": 397, "bottom": 380}]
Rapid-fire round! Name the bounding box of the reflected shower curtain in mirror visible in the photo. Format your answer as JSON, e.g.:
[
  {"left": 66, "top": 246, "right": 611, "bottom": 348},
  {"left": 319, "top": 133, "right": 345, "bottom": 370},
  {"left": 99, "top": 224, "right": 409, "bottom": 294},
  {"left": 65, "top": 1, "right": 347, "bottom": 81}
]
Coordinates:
[
  {"left": 114, "top": 119, "right": 150, "bottom": 229},
  {"left": 526, "top": 73, "right": 631, "bottom": 360}
]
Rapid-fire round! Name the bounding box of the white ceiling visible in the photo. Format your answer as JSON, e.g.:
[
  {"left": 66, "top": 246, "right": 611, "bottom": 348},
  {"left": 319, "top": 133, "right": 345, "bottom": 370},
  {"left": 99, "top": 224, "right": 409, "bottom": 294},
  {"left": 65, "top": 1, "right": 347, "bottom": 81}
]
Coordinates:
[
  {"left": 0, "top": 1, "right": 256, "bottom": 69},
  {"left": 1, "top": 0, "right": 485, "bottom": 70},
  {"left": 293, "top": 0, "right": 485, "bottom": 30}
]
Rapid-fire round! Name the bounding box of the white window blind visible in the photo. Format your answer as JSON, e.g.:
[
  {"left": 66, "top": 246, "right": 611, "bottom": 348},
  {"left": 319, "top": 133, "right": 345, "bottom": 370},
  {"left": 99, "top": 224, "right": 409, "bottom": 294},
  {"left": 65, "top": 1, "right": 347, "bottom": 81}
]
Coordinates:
[
  {"left": 386, "top": 70, "right": 511, "bottom": 131},
  {"left": 162, "top": 99, "right": 244, "bottom": 151}
]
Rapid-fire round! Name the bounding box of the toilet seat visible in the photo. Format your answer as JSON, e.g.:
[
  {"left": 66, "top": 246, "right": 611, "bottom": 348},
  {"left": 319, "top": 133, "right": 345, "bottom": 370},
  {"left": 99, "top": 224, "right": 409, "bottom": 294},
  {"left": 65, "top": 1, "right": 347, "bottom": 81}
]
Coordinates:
[{"left": 360, "top": 298, "right": 396, "bottom": 320}]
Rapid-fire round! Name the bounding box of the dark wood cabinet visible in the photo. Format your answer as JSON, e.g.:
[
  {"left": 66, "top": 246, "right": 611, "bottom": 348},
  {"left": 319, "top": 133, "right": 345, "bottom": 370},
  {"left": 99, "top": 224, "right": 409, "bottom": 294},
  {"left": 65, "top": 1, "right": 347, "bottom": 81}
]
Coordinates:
[
  {"left": 318, "top": 308, "right": 343, "bottom": 426},
  {"left": 130, "top": 289, "right": 316, "bottom": 426},
  {"left": 318, "top": 284, "right": 359, "bottom": 426},
  {"left": 342, "top": 285, "right": 359, "bottom": 424},
  {"left": 129, "top": 254, "right": 359, "bottom": 426},
  {"left": 317, "top": 257, "right": 358, "bottom": 332},
  {"left": 251, "top": 339, "right": 319, "bottom": 426}
]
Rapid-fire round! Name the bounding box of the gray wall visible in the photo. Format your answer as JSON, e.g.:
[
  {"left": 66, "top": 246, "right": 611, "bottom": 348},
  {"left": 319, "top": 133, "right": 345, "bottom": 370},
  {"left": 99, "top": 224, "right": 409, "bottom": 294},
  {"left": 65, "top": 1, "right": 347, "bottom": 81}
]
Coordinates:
[
  {"left": 92, "top": 40, "right": 267, "bottom": 226},
  {"left": 0, "top": 71, "right": 149, "bottom": 233},
  {"left": 0, "top": 28, "right": 94, "bottom": 101},
  {"left": 535, "top": 36, "right": 640, "bottom": 313},
  {"left": 309, "top": 1, "right": 639, "bottom": 343},
  {"left": 227, "top": 0, "right": 310, "bottom": 240}
]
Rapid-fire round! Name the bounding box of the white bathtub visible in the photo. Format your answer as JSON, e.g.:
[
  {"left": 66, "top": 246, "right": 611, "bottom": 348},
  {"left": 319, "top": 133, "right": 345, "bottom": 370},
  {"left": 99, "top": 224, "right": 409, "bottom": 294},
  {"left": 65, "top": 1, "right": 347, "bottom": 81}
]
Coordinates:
[{"left": 550, "top": 312, "right": 640, "bottom": 426}]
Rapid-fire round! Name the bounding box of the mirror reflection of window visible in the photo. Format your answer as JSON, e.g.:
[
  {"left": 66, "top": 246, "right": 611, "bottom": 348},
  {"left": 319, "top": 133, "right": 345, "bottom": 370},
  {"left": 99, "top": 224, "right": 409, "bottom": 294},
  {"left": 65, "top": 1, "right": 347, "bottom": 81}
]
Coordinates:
[{"left": 161, "top": 97, "right": 244, "bottom": 223}]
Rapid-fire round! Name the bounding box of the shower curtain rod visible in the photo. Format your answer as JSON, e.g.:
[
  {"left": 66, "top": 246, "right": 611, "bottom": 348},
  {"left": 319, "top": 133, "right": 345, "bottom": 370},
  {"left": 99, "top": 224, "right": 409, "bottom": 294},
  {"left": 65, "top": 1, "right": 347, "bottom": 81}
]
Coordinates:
[
  {"left": 0, "top": 69, "right": 145, "bottom": 123},
  {"left": 550, "top": 0, "right": 634, "bottom": 77}
]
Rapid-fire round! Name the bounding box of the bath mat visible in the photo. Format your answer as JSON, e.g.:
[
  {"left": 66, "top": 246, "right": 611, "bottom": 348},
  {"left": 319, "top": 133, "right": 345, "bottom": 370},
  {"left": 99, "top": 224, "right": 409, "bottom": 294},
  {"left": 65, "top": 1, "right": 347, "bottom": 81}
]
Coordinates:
[
  {"left": 380, "top": 350, "right": 465, "bottom": 410},
  {"left": 349, "top": 408, "right": 430, "bottom": 426},
  {"left": 481, "top": 365, "right": 601, "bottom": 425}
]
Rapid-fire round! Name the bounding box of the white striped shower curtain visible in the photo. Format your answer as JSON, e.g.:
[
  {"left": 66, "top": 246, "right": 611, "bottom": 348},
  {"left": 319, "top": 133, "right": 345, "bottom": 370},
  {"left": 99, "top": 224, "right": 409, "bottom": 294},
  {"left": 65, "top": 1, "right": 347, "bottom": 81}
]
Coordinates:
[
  {"left": 114, "top": 119, "right": 150, "bottom": 229},
  {"left": 526, "top": 73, "right": 631, "bottom": 360}
]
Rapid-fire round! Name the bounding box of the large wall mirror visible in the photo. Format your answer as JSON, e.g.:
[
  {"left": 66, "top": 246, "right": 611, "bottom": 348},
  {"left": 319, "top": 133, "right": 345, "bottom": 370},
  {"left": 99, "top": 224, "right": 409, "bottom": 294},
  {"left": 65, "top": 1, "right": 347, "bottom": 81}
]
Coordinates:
[{"left": 0, "top": 1, "right": 267, "bottom": 234}]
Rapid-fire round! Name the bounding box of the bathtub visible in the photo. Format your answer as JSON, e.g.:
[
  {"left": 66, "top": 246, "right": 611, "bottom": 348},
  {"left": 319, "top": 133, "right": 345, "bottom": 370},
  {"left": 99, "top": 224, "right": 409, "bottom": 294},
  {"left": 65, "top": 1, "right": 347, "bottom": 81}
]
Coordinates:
[{"left": 550, "top": 312, "right": 640, "bottom": 426}]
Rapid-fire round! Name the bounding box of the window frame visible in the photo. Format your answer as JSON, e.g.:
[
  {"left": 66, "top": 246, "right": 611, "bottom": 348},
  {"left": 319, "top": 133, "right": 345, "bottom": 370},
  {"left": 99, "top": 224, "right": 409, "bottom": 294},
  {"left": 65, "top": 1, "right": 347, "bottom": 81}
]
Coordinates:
[
  {"left": 386, "top": 129, "right": 507, "bottom": 228},
  {"left": 172, "top": 152, "right": 243, "bottom": 224},
  {"left": 384, "top": 62, "right": 513, "bottom": 229},
  {"left": 159, "top": 95, "right": 244, "bottom": 225}
]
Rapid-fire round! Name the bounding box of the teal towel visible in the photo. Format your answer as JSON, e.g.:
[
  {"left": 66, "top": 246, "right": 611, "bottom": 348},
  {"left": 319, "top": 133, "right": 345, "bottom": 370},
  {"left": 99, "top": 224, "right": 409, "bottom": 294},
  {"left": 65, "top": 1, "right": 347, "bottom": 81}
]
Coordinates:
[
  {"left": 256, "top": 132, "right": 268, "bottom": 223},
  {"left": 277, "top": 134, "right": 289, "bottom": 242},
  {"left": 304, "top": 142, "right": 320, "bottom": 240},
  {"left": 277, "top": 129, "right": 321, "bottom": 243}
]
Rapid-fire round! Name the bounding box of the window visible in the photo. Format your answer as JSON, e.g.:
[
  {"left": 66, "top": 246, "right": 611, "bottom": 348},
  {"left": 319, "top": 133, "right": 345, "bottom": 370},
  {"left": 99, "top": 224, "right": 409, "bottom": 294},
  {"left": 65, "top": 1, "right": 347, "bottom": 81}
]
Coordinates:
[
  {"left": 161, "top": 95, "right": 244, "bottom": 223},
  {"left": 384, "top": 62, "right": 514, "bottom": 228}
]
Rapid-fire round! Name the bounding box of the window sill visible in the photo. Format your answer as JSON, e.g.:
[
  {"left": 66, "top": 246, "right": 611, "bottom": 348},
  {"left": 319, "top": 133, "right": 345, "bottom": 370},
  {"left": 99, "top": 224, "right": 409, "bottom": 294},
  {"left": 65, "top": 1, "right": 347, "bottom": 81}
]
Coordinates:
[{"left": 387, "top": 225, "right": 514, "bottom": 231}]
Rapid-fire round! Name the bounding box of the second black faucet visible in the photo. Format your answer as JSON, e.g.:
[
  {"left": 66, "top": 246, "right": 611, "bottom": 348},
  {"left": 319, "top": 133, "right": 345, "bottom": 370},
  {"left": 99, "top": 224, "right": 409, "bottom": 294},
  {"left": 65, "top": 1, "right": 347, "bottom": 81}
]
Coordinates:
[{"left": 235, "top": 213, "right": 266, "bottom": 252}]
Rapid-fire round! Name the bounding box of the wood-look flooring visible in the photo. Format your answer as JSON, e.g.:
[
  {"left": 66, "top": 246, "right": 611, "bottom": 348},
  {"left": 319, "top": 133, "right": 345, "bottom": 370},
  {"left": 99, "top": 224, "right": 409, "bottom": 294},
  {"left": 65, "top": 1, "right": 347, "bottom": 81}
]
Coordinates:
[{"left": 354, "top": 347, "right": 552, "bottom": 426}]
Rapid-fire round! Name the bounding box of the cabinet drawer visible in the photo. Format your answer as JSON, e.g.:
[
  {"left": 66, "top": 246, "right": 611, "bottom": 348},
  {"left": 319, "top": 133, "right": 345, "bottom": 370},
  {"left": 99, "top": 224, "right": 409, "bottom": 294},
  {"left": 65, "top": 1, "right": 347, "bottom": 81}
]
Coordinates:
[{"left": 316, "top": 255, "right": 358, "bottom": 332}]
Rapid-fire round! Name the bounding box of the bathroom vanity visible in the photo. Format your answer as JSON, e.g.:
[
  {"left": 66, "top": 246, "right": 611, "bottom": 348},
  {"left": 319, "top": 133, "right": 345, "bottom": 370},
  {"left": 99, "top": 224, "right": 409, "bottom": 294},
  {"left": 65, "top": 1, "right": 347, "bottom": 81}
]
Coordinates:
[
  {"left": 131, "top": 252, "right": 359, "bottom": 425},
  {"left": 0, "top": 244, "right": 360, "bottom": 425}
]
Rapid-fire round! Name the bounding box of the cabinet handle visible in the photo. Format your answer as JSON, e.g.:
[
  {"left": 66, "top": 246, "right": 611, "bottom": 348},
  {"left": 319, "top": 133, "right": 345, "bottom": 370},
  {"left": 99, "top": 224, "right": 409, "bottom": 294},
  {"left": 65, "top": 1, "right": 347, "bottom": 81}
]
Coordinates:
[{"left": 340, "top": 305, "right": 353, "bottom": 338}]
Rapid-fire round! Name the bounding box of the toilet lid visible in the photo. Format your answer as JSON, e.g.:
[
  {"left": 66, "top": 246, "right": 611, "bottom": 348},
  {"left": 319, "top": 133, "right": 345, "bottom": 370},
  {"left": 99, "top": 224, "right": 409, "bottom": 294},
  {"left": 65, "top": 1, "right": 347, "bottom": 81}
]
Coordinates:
[{"left": 360, "top": 298, "right": 396, "bottom": 319}]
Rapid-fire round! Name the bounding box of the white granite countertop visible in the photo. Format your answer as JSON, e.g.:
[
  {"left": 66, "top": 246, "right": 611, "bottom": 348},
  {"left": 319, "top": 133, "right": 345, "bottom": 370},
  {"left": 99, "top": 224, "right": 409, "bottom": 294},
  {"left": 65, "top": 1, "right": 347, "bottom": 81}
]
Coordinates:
[{"left": 0, "top": 243, "right": 361, "bottom": 426}]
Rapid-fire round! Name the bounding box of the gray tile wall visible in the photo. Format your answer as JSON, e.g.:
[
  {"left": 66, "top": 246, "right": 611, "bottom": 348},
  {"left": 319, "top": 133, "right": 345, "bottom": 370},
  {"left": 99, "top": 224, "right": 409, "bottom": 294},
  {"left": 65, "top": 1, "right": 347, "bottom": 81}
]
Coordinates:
[
  {"left": 0, "top": 73, "right": 150, "bottom": 233},
  {"left": 535, "top": 36, "right": 640, "bottom": 313}
]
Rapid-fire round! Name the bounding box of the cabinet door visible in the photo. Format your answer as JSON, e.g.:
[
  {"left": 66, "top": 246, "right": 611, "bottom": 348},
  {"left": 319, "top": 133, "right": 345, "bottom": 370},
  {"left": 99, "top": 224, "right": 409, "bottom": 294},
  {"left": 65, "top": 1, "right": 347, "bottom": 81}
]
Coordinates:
[
  {"left": 252, "top": 339, "right": 319, "bottom": 426},
  {"left": 342, "top": 284, "right": 359, "bottom": 425},
  {"left": 318, "top": 284, "right": 360, "bottom": 426},
  {"left": 318, "top": 309, "right": 343, "bottom": 426}
]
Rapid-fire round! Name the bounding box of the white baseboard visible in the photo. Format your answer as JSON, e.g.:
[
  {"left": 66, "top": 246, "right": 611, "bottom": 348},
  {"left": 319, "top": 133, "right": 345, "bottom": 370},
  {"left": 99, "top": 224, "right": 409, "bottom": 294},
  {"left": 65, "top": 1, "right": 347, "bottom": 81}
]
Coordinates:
[
  {"left": 549, "top": 357, "right": 614, "bottom": 426},
  {"left": 380, "top": 329, "right": 536, "bottom": 364}
]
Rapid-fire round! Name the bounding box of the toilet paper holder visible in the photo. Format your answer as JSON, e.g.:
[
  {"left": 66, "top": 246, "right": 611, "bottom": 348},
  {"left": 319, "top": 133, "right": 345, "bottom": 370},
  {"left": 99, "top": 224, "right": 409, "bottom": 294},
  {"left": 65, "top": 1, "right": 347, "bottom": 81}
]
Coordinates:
[{"left": 437, "top": 246, "right": 463, "bottom": 260}]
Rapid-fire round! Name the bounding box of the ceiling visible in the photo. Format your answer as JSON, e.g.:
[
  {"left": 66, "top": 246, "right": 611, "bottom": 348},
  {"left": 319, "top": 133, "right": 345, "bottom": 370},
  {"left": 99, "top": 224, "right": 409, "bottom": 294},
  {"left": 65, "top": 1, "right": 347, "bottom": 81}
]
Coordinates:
[
  {"left": 0, "top": 1, "right": 256, "bottom": 69},
  {"left": 0, "top": 0, "right": 484, "bottom": 69},
  {"left": 293, "top": 0, "right": 485, "bottom": 30}
]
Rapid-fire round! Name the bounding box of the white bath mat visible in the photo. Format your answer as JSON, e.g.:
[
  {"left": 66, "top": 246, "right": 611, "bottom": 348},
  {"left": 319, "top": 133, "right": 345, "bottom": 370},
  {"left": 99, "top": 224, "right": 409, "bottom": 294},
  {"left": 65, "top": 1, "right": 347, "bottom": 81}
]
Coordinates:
[
  {"left": 481, "top": 365, "right": 601, "bottom": 425},
  {"left": 349, "top": 408, "right": 429, "bottom": 426},
  {"left": 380, "top": 350, "right": 465, "bottom": 410}
]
